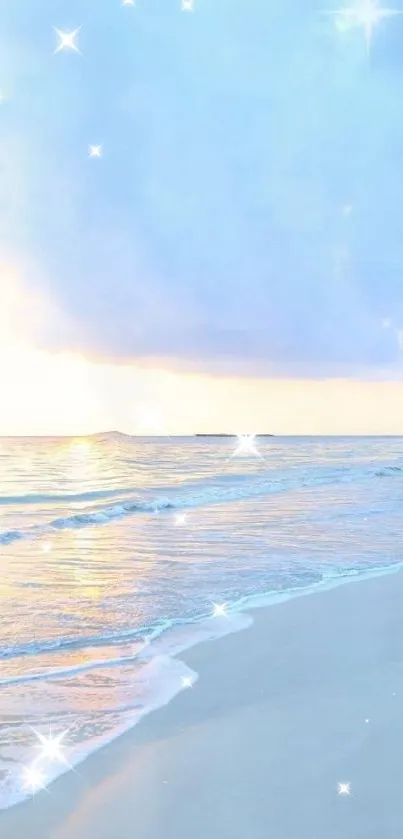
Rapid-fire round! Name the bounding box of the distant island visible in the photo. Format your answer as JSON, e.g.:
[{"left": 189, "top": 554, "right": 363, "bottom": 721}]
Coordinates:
[{"left": 195, "top": 433, "right": 274, "bottom": 437}]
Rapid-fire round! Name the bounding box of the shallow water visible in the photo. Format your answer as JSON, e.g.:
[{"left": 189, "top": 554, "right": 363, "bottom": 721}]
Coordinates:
[{"left": 1, "top": 434, "right": 402, "bottom": 807}]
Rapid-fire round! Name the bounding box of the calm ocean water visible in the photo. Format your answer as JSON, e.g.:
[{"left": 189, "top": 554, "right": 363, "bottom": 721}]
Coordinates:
[{"left": 1, "top": 433, "right": 403, "bottom": 808}]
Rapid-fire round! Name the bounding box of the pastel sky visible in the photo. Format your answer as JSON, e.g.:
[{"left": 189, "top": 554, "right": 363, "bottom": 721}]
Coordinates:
[{"left": 1, "top": 0, "right": 403, "bottom": 435}]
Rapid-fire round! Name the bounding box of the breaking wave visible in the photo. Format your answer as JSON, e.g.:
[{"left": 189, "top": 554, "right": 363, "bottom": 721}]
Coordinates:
[{"left": 0, "top": 461, "right": 402, "bottom": 546}]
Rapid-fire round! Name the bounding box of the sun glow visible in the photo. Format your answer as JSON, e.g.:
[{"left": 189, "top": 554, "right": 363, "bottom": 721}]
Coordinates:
[
  {"left": 0, "top": 270, "right": 101, "bottom": 434},
  {"left": 0, "top": 346, "right": 100, "bottom": 435},
  {"left": 1, "top": 270, "right": 403, "bottom": 436}
]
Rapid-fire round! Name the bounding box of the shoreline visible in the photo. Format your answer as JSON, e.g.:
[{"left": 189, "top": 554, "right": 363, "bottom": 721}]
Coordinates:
[
  {"left": 2, "top": 560, "right": 402, "bottom": 812},
  {"left": 3, "top": 567, "right": 403, "bottom": 837}
]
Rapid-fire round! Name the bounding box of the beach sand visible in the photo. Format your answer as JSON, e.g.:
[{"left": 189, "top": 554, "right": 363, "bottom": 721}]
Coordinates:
[{"left": 3, "top": 569, "right": 403, "bottom": 839}]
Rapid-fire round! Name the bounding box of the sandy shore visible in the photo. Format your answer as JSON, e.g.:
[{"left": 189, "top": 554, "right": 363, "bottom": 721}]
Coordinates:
[{"left": 3, "top": 569, "right": 403, "bottom": 839}]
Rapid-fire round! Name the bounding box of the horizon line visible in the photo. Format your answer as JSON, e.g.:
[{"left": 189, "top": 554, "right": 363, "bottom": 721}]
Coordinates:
[{"left": 0, "top": 432, "right": 403, "bottom": 439}]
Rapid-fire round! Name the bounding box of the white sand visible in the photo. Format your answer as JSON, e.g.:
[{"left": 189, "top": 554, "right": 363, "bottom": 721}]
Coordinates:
[{"left": 2, "top": 569, "right": 403, "bottom": 839}]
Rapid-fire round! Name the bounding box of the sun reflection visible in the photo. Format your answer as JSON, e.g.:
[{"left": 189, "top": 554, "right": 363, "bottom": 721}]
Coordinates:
[
  {"left": 65, "top": 438, "right": 101, "bottom": 486},
  {"left": 69, "top": 439, "right": 92, "bottom": 455},
  {"left": 71, "top": 566, "right": 105, "bottom": 598}
]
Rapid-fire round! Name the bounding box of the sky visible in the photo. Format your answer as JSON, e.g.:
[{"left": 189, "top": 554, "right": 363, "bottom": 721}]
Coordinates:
[{"left": 1, "top": 0, "right": 403, "bottom": 435}]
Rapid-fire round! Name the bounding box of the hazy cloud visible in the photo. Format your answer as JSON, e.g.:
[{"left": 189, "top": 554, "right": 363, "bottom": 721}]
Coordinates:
[{"left": 1, "top": 0, "right": 403, "bottom": 376}]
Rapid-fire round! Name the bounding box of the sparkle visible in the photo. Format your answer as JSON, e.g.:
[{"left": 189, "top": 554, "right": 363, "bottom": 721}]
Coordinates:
[
  {"left": 42, "top": 542, "right": 52, "bottom": 553},
  {"left": 175, "top": 513, "right": 187, "bottom": 525},
  {"left": 182, "top": 676, "right": 194, "bottom": 688},
  {"left": 54, "top": 27, "right": 81, "bottom": 55},
  {"left": 22, "top": 765, "right": 46, "bottom": 794},
  {"left": 122, "top": 0, "right": 135, "bottom": 5},
  {"left": 89, "top": 144, "right": 102, "bottom": 158},
  {"left": 182, "top": 0, "right": 194, "bottom": 9},
  {"left": 232, "top": 434, "right": 260, "bottom": 458},
  {"left": 365, "top": 718, "right": 370, "bottom": 723},
  {"left": 32, "top": 728, "right": 68, "bottom": 764},
  {"left": 323, "top": 0, "right": 402, "bottom": 54},
  {"left": 212, "top": 602, "right": 227, "bottom": 617},
  {"left": 337, "top": 782, "right": 351, "bottom": 795}
]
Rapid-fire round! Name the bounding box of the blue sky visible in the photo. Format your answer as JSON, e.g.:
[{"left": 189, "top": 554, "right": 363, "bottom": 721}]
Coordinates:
[{"left": 1, "top": 0, "right": 403, "bottom": 379}]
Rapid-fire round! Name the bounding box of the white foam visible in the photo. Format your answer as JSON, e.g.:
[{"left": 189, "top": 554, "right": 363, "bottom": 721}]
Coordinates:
[
  {"left": 2, "top": 561, "right": 403, "bottom": 811},
  {"left": 0, "top": 655, "right": 197, "bottom": 810}
]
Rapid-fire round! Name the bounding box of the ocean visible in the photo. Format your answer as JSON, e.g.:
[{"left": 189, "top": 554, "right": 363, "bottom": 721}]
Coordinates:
[{"left": 1, "top": 433, "right": 403, "bottom": 809}]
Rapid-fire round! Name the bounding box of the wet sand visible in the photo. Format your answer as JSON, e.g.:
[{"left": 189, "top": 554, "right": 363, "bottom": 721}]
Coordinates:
[{"left": 2, "top": 568, "right": 403, "bottom": 839}]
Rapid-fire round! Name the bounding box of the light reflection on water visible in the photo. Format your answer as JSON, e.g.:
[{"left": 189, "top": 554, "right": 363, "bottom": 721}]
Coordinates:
[{"left": 0, "top": 435, "right": 403, "bottom": 807}]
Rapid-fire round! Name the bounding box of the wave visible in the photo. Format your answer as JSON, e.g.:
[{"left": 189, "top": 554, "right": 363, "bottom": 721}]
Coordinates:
[
  {"left": 0, "top": 619, "right": 170, "bottom": 661},
  {"left": 0, "top": 461, "right": 402, "bottom": 546},
  {"left": 0, "top": 654, "right": 200, "bottom": 811},
  {"left": 374, "top": 466, "right": 403, "bottom": 477},
  {"left": 1, "top": 559, "right": 402, "bottom": 811},
  {"left": 1, "top": 552, "right": 402, "bottom": 672},
  {"left": 0, "top": 487, "right": 140, "bottom": 506},
  {"left": 0, "top": 611, "right": 253, "bottom": 686}
]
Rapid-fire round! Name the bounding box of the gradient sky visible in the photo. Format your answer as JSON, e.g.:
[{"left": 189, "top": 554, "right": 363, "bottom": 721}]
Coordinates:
[{"left": 1, "top": 0, "right": 403, "bottom": 435}]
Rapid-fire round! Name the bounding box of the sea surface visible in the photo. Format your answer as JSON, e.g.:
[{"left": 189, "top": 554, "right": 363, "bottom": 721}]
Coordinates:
[{"left": 1, "top": 433, "right": 403, "bottom": 809}]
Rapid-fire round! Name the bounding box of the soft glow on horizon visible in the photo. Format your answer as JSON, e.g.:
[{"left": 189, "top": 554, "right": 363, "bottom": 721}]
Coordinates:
[
  {"left": 1, "top": 276, "right": 403, "bottom": 437},
  {"left": 2, "top": 342, "right": 403, "bottom": 436}
]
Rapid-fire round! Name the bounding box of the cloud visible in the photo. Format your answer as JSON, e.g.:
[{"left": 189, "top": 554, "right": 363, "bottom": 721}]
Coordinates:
[{"left": 1, "top": 0, "right": 403, "bottom": 377}]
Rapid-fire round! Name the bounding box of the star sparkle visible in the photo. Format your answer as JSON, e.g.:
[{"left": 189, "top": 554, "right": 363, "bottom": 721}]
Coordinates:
[
  {"left": 212, "top": 602, "right": 227, "bottom": 617},
  {"left": 182, "top": 0, "right": 194, "bottom": 10},
  {"left": 89, "top": 144, "right": 102, "bottom": 158},
  {"left": 337, "top": 781, "right": 351, "bottom": 795},
  {"left": 32, "top": 728, "right": 69, "bottom": 764},
  {"left": 182, "top": 676, "right": 194, "bottom": 688},
  {"left": 323, "top": 0, "right": 402, "bottom": 54},
  {"left": 232, "top": 434, "right": 261, "bottom": 458},
  {"left": 22, "top": 765, "right": 46, "bottom": 794},
  {"left": 54, "top": 27, "right": 81, "bottom": 55}
]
